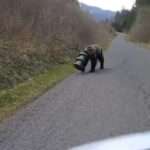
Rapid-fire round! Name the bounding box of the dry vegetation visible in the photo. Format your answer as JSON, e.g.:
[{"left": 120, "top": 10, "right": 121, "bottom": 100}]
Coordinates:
[
  {"left": 130, "top": 7, "right": 150, "bottom": 43},
  {"left": 0, "top": 0, "right": 114, "bottom": 90}
]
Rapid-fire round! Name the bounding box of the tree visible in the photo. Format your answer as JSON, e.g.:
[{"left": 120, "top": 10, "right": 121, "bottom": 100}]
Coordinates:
[
  {"left": 112, "top": 7, "right": 137, "bottom": 32},
  {"left": 136, "top": 0, "right": 150, "bottom": 6}
]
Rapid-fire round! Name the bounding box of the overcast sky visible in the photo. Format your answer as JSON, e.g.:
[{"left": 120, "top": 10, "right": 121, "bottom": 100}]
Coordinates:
[{"left": 78, "top": 0, "right": 136, "bottom": 11}]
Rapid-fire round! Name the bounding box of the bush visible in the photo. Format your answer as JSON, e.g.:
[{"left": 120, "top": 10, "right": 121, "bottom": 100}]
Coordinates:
[{"left": 130, "top": 7, "right": 150, "bottom": 42}]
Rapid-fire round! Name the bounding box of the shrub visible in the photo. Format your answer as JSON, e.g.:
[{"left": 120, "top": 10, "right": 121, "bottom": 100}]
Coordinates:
[{"left": 130, "top": 7, "right": 150, "bottom": 42}]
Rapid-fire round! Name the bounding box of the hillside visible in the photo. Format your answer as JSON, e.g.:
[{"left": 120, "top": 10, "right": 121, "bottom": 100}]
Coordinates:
[
  {"left": 0, "top": 0, "right": 115, "bottom": 90},
  {"left": 80, "top": 3, "right": 115, "bottom": 21}
]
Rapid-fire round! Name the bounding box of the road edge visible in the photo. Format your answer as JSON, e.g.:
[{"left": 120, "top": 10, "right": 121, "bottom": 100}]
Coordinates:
[{"left": 0, "top": 64, "right": 75, "bottom": 122}]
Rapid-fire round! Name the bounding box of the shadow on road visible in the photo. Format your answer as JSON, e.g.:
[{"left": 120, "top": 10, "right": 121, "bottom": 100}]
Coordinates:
[
  {"left": 95, "top": 68, "right": 113, "bottom": 74},
  {"left": 75, "top": 68, "right": 113, "bottom": 76}
]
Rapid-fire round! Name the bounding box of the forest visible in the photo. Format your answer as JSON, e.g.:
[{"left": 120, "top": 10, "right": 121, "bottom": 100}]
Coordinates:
[{"left": 113, "top": 0, "right": 150, "bottom": 42}]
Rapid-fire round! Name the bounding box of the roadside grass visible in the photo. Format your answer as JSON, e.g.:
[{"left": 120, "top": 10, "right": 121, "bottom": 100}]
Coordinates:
[
  {"left": 137, "top": 42, "right": 150, "bottom": 50},
  {"left": 126, "top": 34, "right": 150, "bottom": 50},
  {"left": 0, "top": 64, "right": 75, "bottom": 121}
]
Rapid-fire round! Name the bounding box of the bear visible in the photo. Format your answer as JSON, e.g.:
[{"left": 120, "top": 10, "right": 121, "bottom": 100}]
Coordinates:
[
  {"left": 74, "top": 44, "right": 104, "bottom": 72},
  {"left": 85, "top": 44, "right": 104, "bottom": 72}
]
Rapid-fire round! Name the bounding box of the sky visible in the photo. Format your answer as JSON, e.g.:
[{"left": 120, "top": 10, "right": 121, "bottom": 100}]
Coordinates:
[{"left": 78, "top": 0, "right": 136, "bottom": 11}]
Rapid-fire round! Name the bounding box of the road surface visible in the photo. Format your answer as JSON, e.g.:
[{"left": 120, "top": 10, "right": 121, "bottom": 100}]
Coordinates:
[{"left": 0, "top": 34, "right": 150, "bottom": 150}]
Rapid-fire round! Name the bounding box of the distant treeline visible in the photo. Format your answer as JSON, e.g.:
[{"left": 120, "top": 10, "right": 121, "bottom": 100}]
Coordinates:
[
  {"left": 113, "top": 0, "right": 150, "bottom": 42},
  {"left": 112, "top": 8, "right": 136, "bottom": 32}
]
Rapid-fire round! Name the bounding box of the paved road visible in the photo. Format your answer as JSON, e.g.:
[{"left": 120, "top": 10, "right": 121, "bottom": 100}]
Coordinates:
[{"left": 1, "top": 34, "right": 150, "bottom": 150}]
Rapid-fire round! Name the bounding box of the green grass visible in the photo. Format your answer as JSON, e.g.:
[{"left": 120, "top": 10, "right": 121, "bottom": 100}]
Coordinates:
[{"left": 0, "top": 64, "right": 75, "bottom": 121}]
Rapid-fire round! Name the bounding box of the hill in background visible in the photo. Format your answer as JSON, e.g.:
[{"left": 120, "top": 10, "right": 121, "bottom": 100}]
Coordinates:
[{"left": 80, "top": 3, "right": 116, "bottom": 21}]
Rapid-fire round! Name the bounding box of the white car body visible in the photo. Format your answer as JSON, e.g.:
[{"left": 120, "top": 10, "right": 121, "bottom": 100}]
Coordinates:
[{"left": 70, "top": 132, "right": 150, "bottom": 150}]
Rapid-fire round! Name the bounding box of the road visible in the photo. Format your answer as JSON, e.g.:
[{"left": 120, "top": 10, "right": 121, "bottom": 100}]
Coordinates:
[{"left": 0, "top": 34, "right": 150, "bottom": 150}]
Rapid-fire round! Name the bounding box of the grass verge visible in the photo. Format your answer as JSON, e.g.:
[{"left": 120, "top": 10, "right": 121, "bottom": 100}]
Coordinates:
[
  {"left": 127, "top": 34, "right": 150, "bottom": 50},
  {"left": 0, "top": 64, "right": 75, "bottom": 121}
]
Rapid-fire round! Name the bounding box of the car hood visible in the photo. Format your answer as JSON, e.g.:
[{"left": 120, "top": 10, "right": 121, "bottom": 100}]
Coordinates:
[{"left": 70, "top": 132, "right": 150, "bottom": 150}]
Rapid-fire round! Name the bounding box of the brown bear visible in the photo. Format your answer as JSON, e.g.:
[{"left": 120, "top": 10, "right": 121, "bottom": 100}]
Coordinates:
[{"left": 85, "top": 44, "right": 104, "bottom": 72}]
